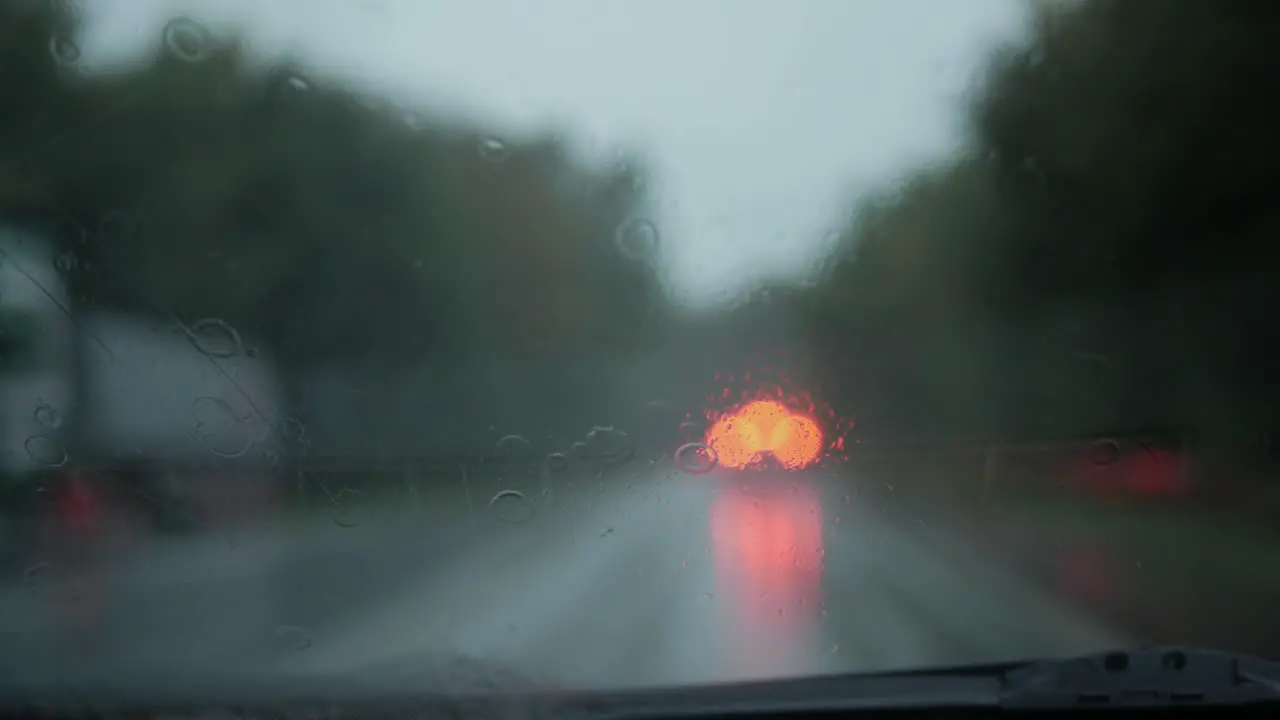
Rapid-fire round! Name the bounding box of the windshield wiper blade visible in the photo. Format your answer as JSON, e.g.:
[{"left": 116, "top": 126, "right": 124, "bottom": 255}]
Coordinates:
[
  {"left": 585, "top": 647, "right": 1280, "bottom": 717},
  {"left": 999, "top": 646, "right": 1280, "bottom": 708},
  {"left": 2, "top": 647, "right": 1276, "bottom": 716}
]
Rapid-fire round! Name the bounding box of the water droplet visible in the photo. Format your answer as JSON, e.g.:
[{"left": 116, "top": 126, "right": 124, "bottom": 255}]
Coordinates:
[
  {"left": 162, "top": 17, "right": 211, "bottom": 63},
  {"left": 273, "top": 625, "right": 313, "bottom": 651},
  {"left": 33, "top": 401, "right": 62, "bottom": 430},
  {"left": 674, "top": 443, "right": 717, "bottom": 474},
  {"left": 614, "top": 218, "right": 659, "bottom": 261},
  {"left": 277, "top": 418, "right": 308, "bottom": 461},
  {"left": 329, "top": 488, "right": 370, "bottom": 528},
  {"left": 285, "top": 75, "right": 310, "bottom": 92},
  {"left": 543, "top": 452, "right": 570, "bottom": 473},
  {"left": 678, "top": 421, "right": 703, "bottom": 443},
  {"left": 478, "top": 137, "right": 509, "bottom": 162},
  {"left": 23, "top": 562, "right": 54, "bottom": 598},
  {"left": 52, "top": 252, "right": 77, "bottom": 273},
  {"left": 188, "top": 318, "right": 242, "bottom": 358},
  {"left": 495, "top": 434, "right": 534, "bottom": 455},
  {"left": 584, "top": 425, "right": 633, "bottom": 465},
  {"left": 191, "top": 396, "right": 253, "bottom": 458},
  {"left": 24, "top": 436, "right": 67, "bottom": 467},
  {"left": 48, "top": 36, "right": 80, "bottom": 65},
  {"left": 1090, "top": 439, "right": 1121, "bottom": 465},
  {"left": 400, "top": 110, "right": 426, "bottom": 130},
  {"left": 488, "top": 489, "right": 534, "bottom": 524}
]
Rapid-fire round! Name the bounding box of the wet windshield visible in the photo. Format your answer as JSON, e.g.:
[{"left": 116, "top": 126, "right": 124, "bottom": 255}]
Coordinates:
[{"left": 1, "top": 0, "right": 1278, "bottom": 695}]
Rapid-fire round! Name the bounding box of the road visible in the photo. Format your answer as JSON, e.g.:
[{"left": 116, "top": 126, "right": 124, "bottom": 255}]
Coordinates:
[{"left": 0, "top": 464, "right": 1128, "bottom": 692}]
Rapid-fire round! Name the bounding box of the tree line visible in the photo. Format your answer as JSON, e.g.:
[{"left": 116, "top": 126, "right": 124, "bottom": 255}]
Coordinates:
[
  {"left": 0, "top": 0, "right": 669, "bottom": 458},
  {"left": 2, "top": 0, "right": 1277, "bottom": 461},
  {"left": 779, "top": 0, "right": 1280, "bottom": 445}
]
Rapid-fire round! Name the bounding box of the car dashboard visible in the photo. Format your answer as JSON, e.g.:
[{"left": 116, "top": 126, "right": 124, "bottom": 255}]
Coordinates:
[{"left": 3, "top": 648, "right": 1278, "bottom": 720}]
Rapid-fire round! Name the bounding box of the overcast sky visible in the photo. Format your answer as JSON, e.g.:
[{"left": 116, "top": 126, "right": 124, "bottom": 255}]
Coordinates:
[{"left": 77, "top": 0, "right": 1026, "bottom": 309}]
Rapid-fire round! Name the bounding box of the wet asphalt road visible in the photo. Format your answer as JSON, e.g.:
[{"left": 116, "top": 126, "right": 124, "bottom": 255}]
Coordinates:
[{"left": 0, "top": 465, "right": 1128, "bottom": 691}]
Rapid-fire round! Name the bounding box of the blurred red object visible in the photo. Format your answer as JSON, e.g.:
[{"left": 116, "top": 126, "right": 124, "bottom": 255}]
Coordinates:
[
  {"left": 39, "top": 469, "right": 111, "bottom": 643},
  {"left": 54, "top": 470, "right": 103, "bottom": 538}
]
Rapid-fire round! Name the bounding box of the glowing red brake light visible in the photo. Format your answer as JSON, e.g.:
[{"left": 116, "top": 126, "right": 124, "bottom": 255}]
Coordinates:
[{"left": 705, "top": 400, "right": 824, "bottom": 470}]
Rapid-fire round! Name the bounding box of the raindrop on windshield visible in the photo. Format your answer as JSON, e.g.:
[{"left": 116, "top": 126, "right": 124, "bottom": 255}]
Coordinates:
[
  {"left": 674, "top": 443, "right": 718, "bottom": 475},
  {"left": 24, "top": 436, "right": 68, "bottom": 468},
  {"left": 479, "top": 137, "right": 509, "bottom": 162},
  {"left": 495, "top": 434, "right": 533, "bottom": 455},
  {"left": 1089, "top": 438, "right": 1121, "bottom": 465},
  {"left": 188, "top": 318, "right": 243, "bottom": 358},
  {"left": 278, "top": 418, "right": 309, "bottom": 459},
  {"left": 48, "top": 36, "right": 80, "bottom": 66},
  {"left": 265, "top": 70, "right": 313, "bottom": 104},
  {"left": 23, "top": 562, "right": 54, "bottom": 599},
  {"left": 273, "top": 625, "right": 313, "bottom": 651},
  {"left": 191, "top": 396, "right": 253, "bottom": 458},
  {"left": 614, "top": 218, "right": 659, "bottom": 261},
  {"left": 279, "top": 417, "right": 307, "bottom": 443},
  {"left": 163, "top": 18, "right": 212, "bottom": 63},
  {"left": 678, "top": 421, "right": 703, "bottom": 444},
  {"left": 52, "top": 252, "right": 77, "bottom": 274},
  {"left": 400, "top": 109, "right": 426, "bottom": 130},
  {"left": 33, "top": 401, "right": 62, "bottom": 430},
  {"left": 489, "top": 489, "right": 534, "bottom": 524},
  {"left": 543, "top": 452, "right": 570, "bottom": 474},
  {"left": 329, "top": 487, "right": 370, "bottom": 528},
  {"left": 584, "top": 425, "right": 633, "bottom": 465}
]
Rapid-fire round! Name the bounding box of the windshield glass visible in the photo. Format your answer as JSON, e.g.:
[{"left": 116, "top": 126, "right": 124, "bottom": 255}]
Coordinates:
[{"left": 2, "top": 0, "right": 1278, "bottom": 695}]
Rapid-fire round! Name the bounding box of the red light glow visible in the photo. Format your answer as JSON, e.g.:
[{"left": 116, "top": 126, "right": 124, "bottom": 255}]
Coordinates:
[{"left": 705, "top": 400, "right": 823, "bottom": 469}]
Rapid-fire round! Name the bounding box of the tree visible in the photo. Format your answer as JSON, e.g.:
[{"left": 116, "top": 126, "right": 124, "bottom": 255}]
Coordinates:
[
  {"left": 0, "top": 0, "right": 667, "bottom": 463},
  {"left": 794, "top": 0, "right": 1280, "bottom": 442}
]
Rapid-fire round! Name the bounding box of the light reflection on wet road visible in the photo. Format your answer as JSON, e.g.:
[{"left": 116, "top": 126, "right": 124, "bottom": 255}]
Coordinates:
[
  {"left": 708, "top": 479, "right": 825, "bottom": 681},
  {"left": 0, "top": 469, "right": 1128, "bottom": 690}
]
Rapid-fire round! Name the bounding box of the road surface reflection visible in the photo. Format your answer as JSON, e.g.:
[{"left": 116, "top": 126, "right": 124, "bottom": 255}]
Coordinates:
[{"left": 709, "top": 477, "right": 825, "bottom": 679}]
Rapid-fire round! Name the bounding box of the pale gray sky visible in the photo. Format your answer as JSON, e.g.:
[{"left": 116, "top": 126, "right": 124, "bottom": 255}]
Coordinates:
[{"left": 78, "top": 0, "right": 1025, "bottom": 309}]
